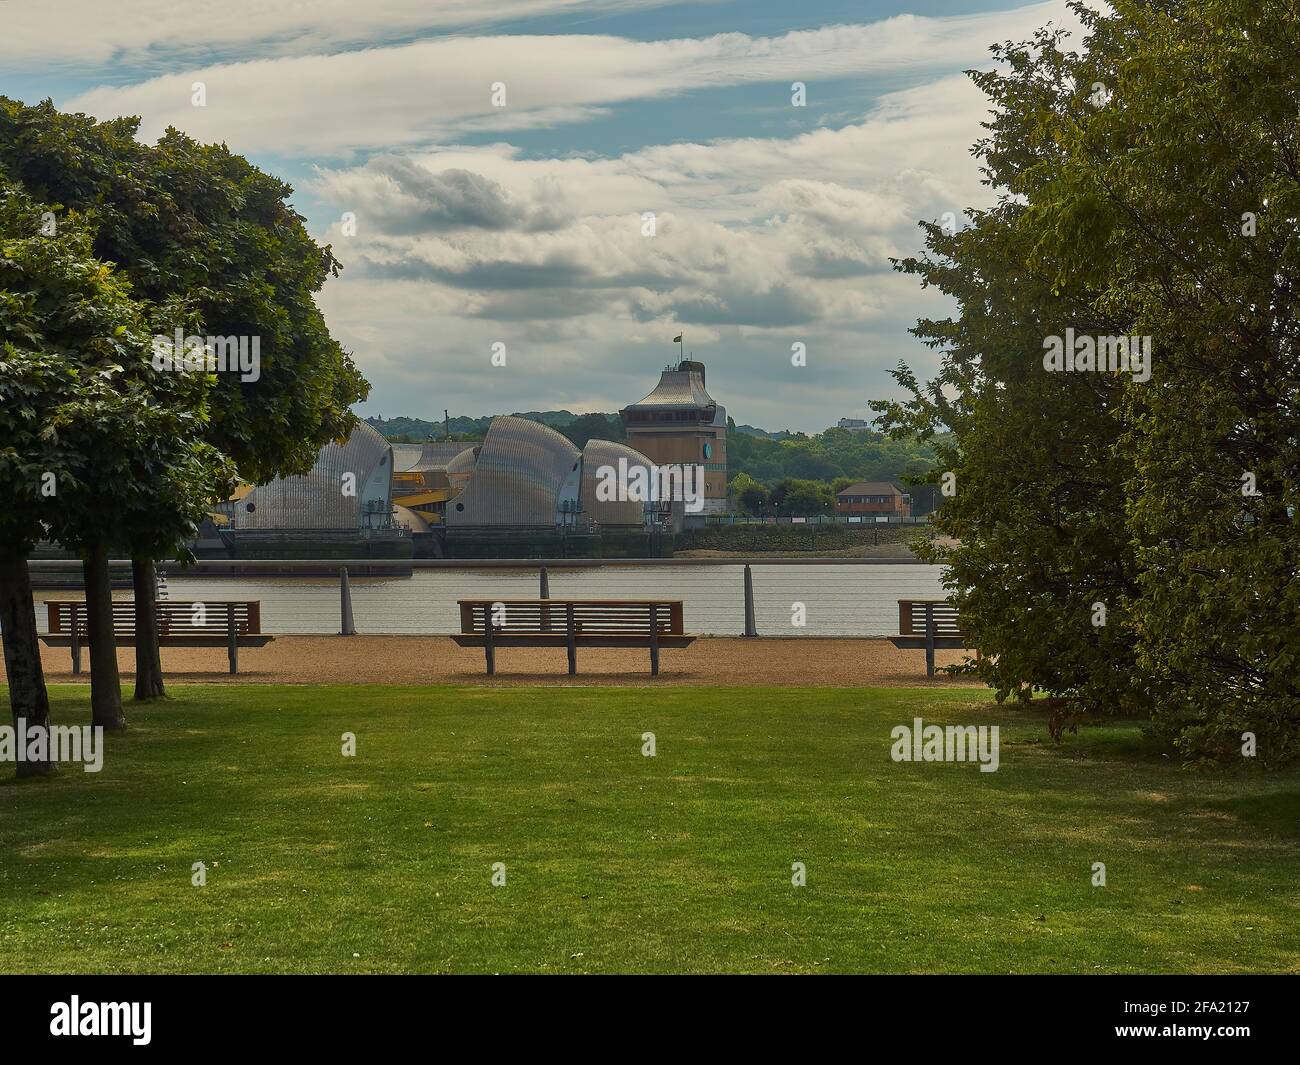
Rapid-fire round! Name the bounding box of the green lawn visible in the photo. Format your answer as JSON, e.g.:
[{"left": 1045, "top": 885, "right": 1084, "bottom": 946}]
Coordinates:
[{"left": 1, "top": 684, "right": 1296, "bottom": 974}]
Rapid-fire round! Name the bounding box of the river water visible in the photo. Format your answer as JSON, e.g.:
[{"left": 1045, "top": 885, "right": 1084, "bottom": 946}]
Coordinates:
[{"left": 35, "top": 563, "right": 949, "bottom": 637}]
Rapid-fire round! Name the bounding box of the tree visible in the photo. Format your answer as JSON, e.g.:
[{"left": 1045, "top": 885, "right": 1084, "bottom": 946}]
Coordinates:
[
  {"left": 0, "top": 182, "right": 85, "bottom": 773},
  {"left": 44, "top": 362, "right": 230, "bottom": 729},
  {"left": 898, "top": 460, "right": 939, "bottom": 516},
  {"left": 0, "top": 182, "right": 214, "bottom": 745},
  {"left": 724, "top": 421, "right": 943, "bottom": 489},
  {"left": 871, "top": 12, "right": 1149, "bottom": 723},
  {"left": 0, "top": 98, "right": 368, "bottom": 704},
  {"left": 770, "top": 478, "right": 833, "bottom": 517},
  {"left": 873, "top": 0, "right": 1300, "bottom": 764},
  {"left": 728, "top": 472, "right": 769, "bottom": 515},
  {"left": 1030, "top": 1, "right": 1300, "bottom": 763},
  {"left": 559, "top": 412, "right": 626, "bottom": 448}
]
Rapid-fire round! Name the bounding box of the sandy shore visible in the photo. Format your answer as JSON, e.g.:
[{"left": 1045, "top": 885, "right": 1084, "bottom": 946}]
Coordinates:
[{"left": 38, "top": 635, "right": 979, "bottom": 687}]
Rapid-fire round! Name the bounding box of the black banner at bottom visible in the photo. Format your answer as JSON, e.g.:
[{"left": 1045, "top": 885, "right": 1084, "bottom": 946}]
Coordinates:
[{"left": 0, "top": 974, "right": 1290, "bottom": 1050}]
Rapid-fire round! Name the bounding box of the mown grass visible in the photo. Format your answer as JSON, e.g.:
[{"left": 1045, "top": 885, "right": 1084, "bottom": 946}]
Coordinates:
[{"left": 0, "top": 684, "right": 1296, "bottom": 973}]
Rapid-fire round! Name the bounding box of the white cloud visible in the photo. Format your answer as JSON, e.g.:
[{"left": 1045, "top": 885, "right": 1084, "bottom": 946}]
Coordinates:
[
  {"left": 5, "top": 0, "right": 1082, "bottom": 429},
  {"left": 310, "top": 72, "right": 1005, "bottom": 425},
  {"left": 0, "top": 0, "right": 681, "bottom": 67},
  {"left": 313, "top": 71, "right": 996, "bottom": 300},
  {"left": 61, "top": 4, "right": 1075, "bottom": 157}
]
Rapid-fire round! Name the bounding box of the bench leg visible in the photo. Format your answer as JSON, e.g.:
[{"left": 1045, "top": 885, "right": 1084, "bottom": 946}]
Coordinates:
[
  {"left": 649, "top": 604, "right": 660, "bottom": 677},
  {"left": 227, "top": 603, "right": 238, "bottom": 674},
  {"left": 924, "top": 604, "right": 935, "bottom": 679},
  {"left": 566, "top": 603, "right": 576, "bottom": 675},
  {"left": 482, "top": 605, "right": 495, "bottom": 676}
]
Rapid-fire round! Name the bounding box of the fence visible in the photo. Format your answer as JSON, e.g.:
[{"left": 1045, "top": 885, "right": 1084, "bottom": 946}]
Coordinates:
[
  {"left": 682, "top": 514, "right": 934, "bottom": 528},
  {"left": 24, "top": 558, "right": 951, "bottom": 638}
]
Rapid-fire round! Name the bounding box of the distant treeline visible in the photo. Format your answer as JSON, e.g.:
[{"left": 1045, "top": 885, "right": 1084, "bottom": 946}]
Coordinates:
[
  {"left": 366, "top": 413, "right": 947, "bottom": 510},
  {"left": 726, "top": 426, "right": 946, "bottom": 512}
]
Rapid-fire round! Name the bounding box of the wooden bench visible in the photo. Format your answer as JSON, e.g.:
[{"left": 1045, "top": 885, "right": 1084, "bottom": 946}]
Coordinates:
[
  {"left": 889, "top": 599, "right": 976, "bottom": 678},
  {"left": 41, "top": 601, "right": 272, "bottom": 675},
  {"left": 453, "top": 599, "right": 695, "bottom": 676}
]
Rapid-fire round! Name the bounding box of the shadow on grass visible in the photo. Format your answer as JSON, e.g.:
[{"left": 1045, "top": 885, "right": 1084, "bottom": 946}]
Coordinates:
[{"left": 1205, "top": 789, "right": 1300, "bottom": 841}]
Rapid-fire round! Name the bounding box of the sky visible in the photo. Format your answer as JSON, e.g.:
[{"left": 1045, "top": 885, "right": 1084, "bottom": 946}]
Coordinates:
[{"left": 0, "top": 0, "right": 1080, "bottom": 433}]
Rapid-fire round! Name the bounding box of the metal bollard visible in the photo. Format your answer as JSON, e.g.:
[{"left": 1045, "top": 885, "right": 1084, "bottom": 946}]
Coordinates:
[
  {"left": 339, "top": 567, "right": 356, "bottom": 636},
  {"left": 743, "top": 564, "right": 757, "bottom": 637}
]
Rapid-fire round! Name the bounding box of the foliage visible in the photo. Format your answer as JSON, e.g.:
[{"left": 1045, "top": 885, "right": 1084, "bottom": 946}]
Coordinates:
[
  {"left": 769, "top": 478, "right": 836, "bottom": 516},
  {"left": 0, "top": 98, "right": 368, "bottom": 486},
  {"left": 368, "top": 411, "right": 581, "bottom": 441},
  {"left": 555, "top": 412, "right": 625, "bottom": 448},
  {"left": 728, "top": 472, "right": 770, "bottom": 515},
  {"left": 0, "top": 181, "right": 228, "bottom": 557},
  {"left": 0, "top": 96, "right": 366, "bottom": 714},
  {"left": 1077, "top": 1, "right": 1299, "bottom": 766},
  {"left": 726, "top": 424, "right": 944, "bottom": 490},
  {"left": 873, "top": 0, "right": 1300, "bottom": 764}
]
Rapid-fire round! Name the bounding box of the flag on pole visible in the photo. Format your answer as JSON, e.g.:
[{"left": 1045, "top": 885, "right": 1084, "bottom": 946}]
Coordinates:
[{"left": 673, "top": 334, "right": 682, "bottom": 343}]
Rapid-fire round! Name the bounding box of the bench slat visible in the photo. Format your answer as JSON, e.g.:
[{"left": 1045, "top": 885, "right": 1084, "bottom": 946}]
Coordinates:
[
  {"left": 455, "top": 598, "right": 691, "bottom": 676},
  {"left": 897, "top": 599, "right": 965, "bottom": 637},
  {"left": 45, "top": 600, "right": 263, "bottom": 638},
  {"left": 457, "top": 598, "right": 683, "bottom": 637},
  {"left": 40, "top": 599, "right": 270, "bottom": 677},
  {"left": 892, "top": 598, "right": 975, "bottom": 678}
]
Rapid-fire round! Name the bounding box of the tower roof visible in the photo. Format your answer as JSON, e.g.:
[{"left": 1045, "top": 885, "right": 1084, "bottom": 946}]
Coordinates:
[{"left": 624, "top": 362, "right": 717, "bottom": 413}]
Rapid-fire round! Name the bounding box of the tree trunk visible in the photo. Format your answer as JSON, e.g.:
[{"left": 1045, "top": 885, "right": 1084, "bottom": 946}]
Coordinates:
[
  {"left": 0, "top": 547, "right": 55, "bottom": 777},
  {"left": 82, "top": 543, "right": 125, "bottom": 730},
  {"left": 132, "top": 556, "right": 165, "bottom": 700}
]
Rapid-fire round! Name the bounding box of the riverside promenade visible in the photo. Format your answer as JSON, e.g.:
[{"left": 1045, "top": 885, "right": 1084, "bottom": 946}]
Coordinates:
[{"left": 37, "top": 634, "right": 978, "bottom": 686}]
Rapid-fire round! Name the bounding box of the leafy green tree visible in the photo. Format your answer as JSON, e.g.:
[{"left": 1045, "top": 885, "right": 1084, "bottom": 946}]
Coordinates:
[
  {"left": 44, "top": 357, "right": 231, "bottom": 728},
  {"left": 0, "top": 185, "right": 86, "bottom": 772},
  {"left": 0, "top": 98, "right": 368, "bottom": 703},
  {"left": 1031, "top": 1, "right": 1299, "bottom": 763},
  {"left": 559, "top": 412, "right": 626, "bottom": 448},
  {"left": 875, "top": 0, "right": 1299, "bottom": 764},
  {"left": 0, "top": 182, "right": 224, "bottom": 738},
  {"left": 872, "top": 13, "right": 1148, "bottom": 723},
  {"left": 898, "top": 459, "right": 939, "bottom": 516},
  {"left": 725, "top": 423, "right": 943, "bottom": 489},
  {"left": 728, "top": 472, "right": 770, "bottom": 515},
  {"left": 770, "top": 478, "right": 834, "bottom": 517}
]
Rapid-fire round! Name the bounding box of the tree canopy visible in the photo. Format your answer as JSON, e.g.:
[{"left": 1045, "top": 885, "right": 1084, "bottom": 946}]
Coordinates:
[
  {"left": 874, "top": 0, "right": 1299, "bottom": 765},
  {"left": 0, "top": 96, "right": 368, "bottom": 728}
]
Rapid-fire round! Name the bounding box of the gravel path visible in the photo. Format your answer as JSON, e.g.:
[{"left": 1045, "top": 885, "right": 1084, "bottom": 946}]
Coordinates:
[{"left": 39, "top": 636, "right": 980, "bottom": 687}]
